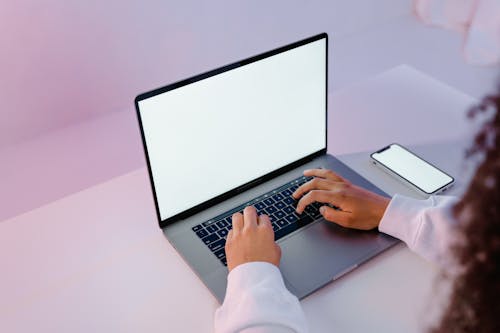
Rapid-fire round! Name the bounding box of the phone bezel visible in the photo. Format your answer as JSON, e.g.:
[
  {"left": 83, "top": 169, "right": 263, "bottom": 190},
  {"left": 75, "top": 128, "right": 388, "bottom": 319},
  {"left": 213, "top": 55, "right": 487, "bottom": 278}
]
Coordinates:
[{"left": 370, "top": 143, "right": 454, "bottom": 195}]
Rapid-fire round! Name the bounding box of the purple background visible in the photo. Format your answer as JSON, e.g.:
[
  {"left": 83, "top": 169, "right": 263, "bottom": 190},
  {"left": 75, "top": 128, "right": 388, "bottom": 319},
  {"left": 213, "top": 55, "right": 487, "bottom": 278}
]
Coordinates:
[{"left": 0, "top": 1, "right": 496, "bottom": 223}]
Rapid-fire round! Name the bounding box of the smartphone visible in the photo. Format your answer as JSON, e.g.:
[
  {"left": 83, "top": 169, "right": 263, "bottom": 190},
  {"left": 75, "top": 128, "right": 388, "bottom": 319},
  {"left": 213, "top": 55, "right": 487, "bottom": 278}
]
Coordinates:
[{"left": 370, "top": 143, "right": 454, "bottom": 195}]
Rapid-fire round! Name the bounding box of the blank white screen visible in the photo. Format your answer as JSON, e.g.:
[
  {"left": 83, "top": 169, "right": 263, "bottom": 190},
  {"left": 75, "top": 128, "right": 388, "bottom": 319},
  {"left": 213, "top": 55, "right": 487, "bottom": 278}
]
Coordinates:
[
  {"left": 138, "top": 38, "right": 326, "bottom": 220},
  {"left": 372, "top": 144, "right": 453, "bottom": 193}
]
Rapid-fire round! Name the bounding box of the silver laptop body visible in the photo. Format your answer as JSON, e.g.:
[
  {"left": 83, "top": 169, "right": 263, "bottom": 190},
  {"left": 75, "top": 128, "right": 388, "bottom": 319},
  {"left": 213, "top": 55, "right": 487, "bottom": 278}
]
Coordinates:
[{"left": 135, "top": 33, "right": 398, "bottom": 302}]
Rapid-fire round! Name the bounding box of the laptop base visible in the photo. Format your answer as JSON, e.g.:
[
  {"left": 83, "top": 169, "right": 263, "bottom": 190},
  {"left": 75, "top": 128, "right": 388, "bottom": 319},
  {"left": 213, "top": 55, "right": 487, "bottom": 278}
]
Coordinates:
[{"left": 164, "top": 153, "right": 398, "bottom": 303}]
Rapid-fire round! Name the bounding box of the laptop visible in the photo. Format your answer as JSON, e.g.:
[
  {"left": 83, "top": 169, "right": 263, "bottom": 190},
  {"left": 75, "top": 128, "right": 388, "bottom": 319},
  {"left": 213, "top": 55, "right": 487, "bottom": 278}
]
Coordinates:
[{"left": 135, "top": 33, "right": 398, "bottom": 302}]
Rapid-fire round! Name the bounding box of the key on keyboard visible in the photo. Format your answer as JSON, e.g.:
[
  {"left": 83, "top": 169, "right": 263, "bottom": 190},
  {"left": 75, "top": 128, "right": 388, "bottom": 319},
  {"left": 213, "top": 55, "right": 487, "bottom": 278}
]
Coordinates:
[{"left": 192, "top": 174, "right": 323, "bottom": 266}]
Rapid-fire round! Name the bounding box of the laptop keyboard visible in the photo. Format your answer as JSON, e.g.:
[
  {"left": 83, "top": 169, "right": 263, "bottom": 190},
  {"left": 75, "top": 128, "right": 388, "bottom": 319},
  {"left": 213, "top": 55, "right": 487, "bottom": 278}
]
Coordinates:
[{"left": 192, "top": 175, "right": 323, "bottom": 266}]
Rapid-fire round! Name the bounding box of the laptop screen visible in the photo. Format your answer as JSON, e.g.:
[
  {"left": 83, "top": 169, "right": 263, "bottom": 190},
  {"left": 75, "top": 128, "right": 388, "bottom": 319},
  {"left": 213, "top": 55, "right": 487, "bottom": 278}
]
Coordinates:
[{"left": 137, "top": 35, "right": 327, "bottom": 222}]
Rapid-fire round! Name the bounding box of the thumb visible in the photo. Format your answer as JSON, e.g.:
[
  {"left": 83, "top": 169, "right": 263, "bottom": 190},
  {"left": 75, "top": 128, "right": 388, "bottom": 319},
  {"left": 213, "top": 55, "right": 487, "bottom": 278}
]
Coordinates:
[
  {"left": 275, "top": 243, "right": 282, "bottom": 261},
  {"left": 320, "top": 205, "right": 350, "bottom": 227}
]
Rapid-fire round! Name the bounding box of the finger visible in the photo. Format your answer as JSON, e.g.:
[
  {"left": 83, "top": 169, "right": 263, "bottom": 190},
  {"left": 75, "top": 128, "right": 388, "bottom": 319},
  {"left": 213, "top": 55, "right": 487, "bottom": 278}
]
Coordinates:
[
  {"left": 243, "top": 206, "right": 258, "bottom": 230},
  {"left": 303, "top": 168, "right": 346, "bottom": 182},
  {"left": 319, "top": 206, "right": 351, "bottom": 227},
  {"left": 231, "top": 212, "right": 243, "bottom": 235},
  {"left": 292, "top": 177, "right": 336, "bottom": 199},
  {"left": 226, "top": 229, "right": 233, "bottom": 243},
  {"left": 257, "top": 214, "right": 272, "bottom": 229},
  {"left": 275, "top": 244, "right": 282, "bottom": 258},
  {"left": 296, "top": 189, "right": 344, "bottom": 214}
]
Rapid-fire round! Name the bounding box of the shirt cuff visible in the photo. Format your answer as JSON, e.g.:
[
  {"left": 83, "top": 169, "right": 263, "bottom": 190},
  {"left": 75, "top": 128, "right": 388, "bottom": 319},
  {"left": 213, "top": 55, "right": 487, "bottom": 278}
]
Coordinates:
[
  {"left": 378, "top": 194, "right": 431, "bottom": 246},
  {"left": 379, "top": 194, "right": 459, "bottom": 254},
  {"left": 226, "top": 261, "right": 285, "bottom": 291},
  {"left": 215, "top": 261, "right": 308, "bottom": 333}
]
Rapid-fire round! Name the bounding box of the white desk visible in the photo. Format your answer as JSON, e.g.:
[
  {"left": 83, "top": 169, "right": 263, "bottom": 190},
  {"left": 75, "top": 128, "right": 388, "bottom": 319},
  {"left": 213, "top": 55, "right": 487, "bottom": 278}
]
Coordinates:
[{"left": 0, "top": 66, "right": 476, "bottom": 332}]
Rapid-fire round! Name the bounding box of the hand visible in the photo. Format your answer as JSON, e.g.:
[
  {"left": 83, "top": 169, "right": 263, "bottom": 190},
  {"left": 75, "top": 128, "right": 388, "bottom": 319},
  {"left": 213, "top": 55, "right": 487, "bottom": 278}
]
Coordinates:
[
  {"left": 225, "top": 206, "right": 282, "bottom": 272},
  {"left": 293, "top": 168, "right": 390, "bottom": 230}
]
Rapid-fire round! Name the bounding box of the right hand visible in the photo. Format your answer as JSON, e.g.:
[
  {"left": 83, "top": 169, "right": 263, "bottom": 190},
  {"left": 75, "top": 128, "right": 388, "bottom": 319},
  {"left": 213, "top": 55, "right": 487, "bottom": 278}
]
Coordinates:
[{"left": 292, "top": 168, "right": 390, "bottom": 230}]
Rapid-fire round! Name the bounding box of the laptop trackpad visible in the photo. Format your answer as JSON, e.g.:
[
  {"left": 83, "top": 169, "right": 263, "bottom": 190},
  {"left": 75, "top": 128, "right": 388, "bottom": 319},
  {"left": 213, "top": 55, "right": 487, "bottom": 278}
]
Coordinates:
[{"left": 279, "top": 219, "right": 382, "bottom": 298}]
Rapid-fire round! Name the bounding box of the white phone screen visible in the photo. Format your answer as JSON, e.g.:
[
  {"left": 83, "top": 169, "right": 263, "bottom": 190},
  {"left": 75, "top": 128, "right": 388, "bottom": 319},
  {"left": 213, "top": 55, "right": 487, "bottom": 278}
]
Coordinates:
[{"left": 371, "top": 144, "right": 453, "bottom": 194}]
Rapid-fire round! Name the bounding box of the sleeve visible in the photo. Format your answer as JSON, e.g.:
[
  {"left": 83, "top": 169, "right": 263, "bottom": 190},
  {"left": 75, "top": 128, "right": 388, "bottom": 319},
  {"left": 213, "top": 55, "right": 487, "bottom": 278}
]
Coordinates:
[
  {"left": 214, "top": 262, "right": 309, "bottom": 333},
  {"left": 378, "top": 194, "right": 460, "bottom": 269}
]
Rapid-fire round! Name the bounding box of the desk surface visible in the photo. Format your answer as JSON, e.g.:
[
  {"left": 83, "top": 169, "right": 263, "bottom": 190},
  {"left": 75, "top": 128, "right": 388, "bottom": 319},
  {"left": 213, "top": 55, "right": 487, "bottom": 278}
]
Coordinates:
[{"left": 0, "top": 66, "right": 476, "bottom": 332}]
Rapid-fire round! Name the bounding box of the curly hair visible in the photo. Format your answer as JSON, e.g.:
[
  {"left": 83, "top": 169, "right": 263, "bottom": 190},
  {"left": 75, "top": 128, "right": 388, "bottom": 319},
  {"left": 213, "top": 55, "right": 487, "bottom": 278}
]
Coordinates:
[{"left": 431, "top": 85, "right": 500, "bottom": 332}]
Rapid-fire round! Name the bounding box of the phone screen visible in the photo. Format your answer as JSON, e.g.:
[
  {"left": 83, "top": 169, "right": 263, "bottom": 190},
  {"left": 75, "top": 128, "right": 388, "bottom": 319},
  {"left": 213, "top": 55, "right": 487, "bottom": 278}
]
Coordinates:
[{"left": 371, "top": 144, "right": 454, "bottom": 194}]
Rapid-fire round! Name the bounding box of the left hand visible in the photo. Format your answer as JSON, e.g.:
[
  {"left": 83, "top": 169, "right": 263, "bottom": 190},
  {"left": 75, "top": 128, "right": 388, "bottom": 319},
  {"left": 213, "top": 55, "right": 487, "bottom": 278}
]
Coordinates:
[{"left": 225, "top": 206, "right": 282, "bottom": 272}]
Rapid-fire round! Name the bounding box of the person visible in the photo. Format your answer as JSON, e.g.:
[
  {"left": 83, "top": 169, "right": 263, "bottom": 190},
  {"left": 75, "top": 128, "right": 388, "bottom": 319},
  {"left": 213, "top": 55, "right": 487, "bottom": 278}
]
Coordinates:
[{"left": 214, "top": 86, "right": 500, "bottom": 333}]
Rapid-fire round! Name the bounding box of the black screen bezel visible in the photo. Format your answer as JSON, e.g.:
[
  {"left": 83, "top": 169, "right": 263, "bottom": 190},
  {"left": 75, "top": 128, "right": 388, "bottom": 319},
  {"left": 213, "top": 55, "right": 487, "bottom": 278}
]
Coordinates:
[{"left": 135, "top": 33, "right": 329, "bottom": 229}]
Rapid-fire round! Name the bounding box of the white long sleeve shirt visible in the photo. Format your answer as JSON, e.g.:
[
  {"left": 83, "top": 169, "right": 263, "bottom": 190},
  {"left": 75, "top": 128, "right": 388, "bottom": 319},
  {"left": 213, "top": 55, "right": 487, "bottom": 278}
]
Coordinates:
[{"left": 214, "top": 194, "right": 459, "bottom": 333}]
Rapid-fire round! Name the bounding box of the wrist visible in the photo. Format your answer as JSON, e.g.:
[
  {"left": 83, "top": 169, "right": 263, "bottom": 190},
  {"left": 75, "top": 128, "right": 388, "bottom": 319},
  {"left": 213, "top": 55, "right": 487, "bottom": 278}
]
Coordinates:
[
  {"left": 374, "top": 195, "right": 391, "bottom": 227},
  {"left": 228, "top": 257, "right": 280, "bottom": 272}
]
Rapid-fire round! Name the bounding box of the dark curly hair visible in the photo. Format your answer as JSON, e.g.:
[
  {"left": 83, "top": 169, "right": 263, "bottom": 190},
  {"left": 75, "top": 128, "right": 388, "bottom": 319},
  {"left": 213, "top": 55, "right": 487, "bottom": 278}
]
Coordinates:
[{"left": 431, "top": 84, "right": 500, "bottom": 332}]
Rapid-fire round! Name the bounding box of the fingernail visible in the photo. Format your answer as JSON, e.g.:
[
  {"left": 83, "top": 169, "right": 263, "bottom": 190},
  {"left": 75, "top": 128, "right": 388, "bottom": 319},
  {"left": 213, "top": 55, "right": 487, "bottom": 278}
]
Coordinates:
[{"left": 319, "top": 206, "right": 325, "bottom": 214}]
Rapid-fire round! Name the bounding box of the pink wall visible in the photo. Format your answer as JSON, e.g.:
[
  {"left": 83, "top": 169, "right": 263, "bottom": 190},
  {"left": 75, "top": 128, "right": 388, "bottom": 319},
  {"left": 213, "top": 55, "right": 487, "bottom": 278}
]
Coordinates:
[{"left": 0, "top": 1, "right": 411, "bottom": 149}]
